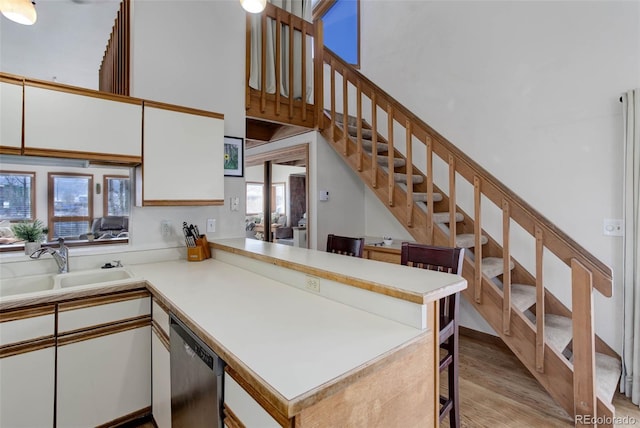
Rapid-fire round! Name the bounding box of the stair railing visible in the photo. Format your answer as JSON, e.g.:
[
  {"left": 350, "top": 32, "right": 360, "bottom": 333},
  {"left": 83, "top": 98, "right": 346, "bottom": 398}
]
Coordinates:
[{"left": 319, "top": 47, "right": 613, "bottom": 422}]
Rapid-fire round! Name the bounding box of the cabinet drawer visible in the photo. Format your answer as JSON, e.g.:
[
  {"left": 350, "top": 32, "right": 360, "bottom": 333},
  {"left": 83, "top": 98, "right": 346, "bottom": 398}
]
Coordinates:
[
  {"left": 224, "top": 371, "right": 280, "bottom": 428},
  {"left": 0, "top": 305, "right": 55, "bottom": 347},
  {"left": 58, "top": 291, "right": 150, "bottom": 334}
]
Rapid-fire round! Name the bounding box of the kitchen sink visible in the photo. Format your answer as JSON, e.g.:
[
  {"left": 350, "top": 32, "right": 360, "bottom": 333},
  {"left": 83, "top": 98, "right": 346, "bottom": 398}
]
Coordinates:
[
  {"left": 0, "top": 268, "right": 136, "bottom": 298},
  {"left": 54, "top": 268, "right": 134, "bottom": 288},
  {"left": 0, "top": 274, "right": 56, "bottom": 297}
]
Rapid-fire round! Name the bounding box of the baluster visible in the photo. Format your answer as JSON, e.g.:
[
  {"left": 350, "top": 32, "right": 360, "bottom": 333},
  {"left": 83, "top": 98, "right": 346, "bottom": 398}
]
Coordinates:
[
  {"left": 260, "top": 11, "right": 267, "bottom": 113},
  {"left": 314, "top": 20, "right": 324, "bottom": 128},
  {"left": 474, "top": 176, "right": 482, "bottom": 303},
  {"left": 448, "top": 154, "right": 456, "bottom": 247},
  {"left": 288, "top": 22, "right": 294, "bottom": 119},
  {"left": 535, "top": 225, "right": 545, "bottom": 373},
  {"left": 571, "top": 259, "right": 596, "bottom": 425},
  {"left": 502, "top": 200, "right": 511, "bottom": 335},
  {"left": 406, "top": 120, "right": 413, "bottom": 227},
  {"left": 387, "top": 105, "right": 395, "bottom": 206},
  {"left": 275, "top": 12, "right": 282, "bottom": 116},
  {"left": 330, "top": 59, "right": 336, "bottom": 140},
  {"left": 371, "top": 93, "right": 378, "bottom": 189},
  {"left": 245, "top": 12, "right": 251, "bottom": 110},
  {"left": 301, "top": 22, "right": 307, "bottom": 123},
  {"left": 342, "top": 68, "right": 349, "bottom": 156},
  {"left": 426, "top": 135, "right": 434, "bottom": 244},
  {"left": 356, "top": 81, "right": 363, "bottom": 171}
]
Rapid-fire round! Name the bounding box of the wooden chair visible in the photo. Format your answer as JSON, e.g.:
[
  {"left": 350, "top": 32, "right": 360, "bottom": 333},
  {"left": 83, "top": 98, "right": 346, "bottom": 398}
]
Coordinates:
[
  {"left": 326, "top": 234, "right": 364, "bottom": 257},
  {"left": 400, "top": 242, "right": 465, "bottom": 428}
]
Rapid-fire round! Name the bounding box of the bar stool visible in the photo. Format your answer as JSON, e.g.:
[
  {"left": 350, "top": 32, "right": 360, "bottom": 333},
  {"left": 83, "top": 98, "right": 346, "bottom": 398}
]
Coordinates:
[{"left": 401, "top": 242, "right": 465, "bottom": 428}]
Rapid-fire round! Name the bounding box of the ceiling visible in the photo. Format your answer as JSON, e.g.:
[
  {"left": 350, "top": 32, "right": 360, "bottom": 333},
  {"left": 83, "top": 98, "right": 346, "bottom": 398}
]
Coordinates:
[{"left": 0, "top": 0, "right": 121, "bottom": 90}]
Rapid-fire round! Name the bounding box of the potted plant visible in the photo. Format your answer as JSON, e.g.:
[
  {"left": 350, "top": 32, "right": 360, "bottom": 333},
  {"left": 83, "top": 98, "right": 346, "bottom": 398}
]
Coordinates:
[{"left": 11, "top": 219, "right": 46, "bottom": 255}]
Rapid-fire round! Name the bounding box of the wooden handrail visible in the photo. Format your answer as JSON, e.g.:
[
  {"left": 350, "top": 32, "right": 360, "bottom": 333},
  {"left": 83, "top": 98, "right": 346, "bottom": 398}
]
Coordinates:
[{"left": 321, "top": 47, "right": 613, "bottom": 297}]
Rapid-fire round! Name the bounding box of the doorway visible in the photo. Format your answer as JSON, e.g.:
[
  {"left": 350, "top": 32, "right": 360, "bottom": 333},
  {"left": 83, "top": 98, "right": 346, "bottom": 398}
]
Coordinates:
[{"left": 245, "top": 144, "right": 309, "bottom": 248}]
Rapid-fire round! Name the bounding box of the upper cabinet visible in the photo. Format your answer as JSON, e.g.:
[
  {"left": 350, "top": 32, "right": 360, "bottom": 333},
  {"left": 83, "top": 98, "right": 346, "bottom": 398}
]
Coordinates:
[
  {"left": 0, "top": 76, "right": 24, "bottom": 154},
  {"left": 23, "top": 81, "right": 142, "bottom": 164},
  {"left": 139, "top": 101, "right": 225, "bottom": 206}
]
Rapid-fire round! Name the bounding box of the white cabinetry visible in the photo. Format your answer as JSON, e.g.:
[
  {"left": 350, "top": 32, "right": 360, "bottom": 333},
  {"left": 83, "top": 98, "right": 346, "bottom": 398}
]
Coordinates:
[
  {"left": 0, "top": 77, "right": 23, "bottom": 153},
  {"left": 224, "top": 370, "right": 281, "bottom": 428},
  {"left": 151, "top": 299, "right": 171, "bottom": 428},
  {"left": 0, "top": 305, "right": 55, "bottom": 428},
  {"left": 56, "top": 290, "right": 151, "bottom": 427},
  {"left": 139, "top": 101, "right": 225, "bottom": 206},
  {"left": 23, "top": 82, "right": 142, "bottom": 163}
]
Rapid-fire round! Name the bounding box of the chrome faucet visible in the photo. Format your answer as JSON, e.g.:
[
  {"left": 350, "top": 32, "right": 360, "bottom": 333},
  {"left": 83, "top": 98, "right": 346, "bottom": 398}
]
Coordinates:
[{"left": 30, "top": 237, "right": 69, "bottom": 273}]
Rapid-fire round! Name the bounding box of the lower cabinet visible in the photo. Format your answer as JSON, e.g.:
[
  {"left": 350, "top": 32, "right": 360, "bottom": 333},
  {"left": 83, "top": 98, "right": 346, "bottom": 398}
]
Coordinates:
[
  {"left": 151, "top": 299, "right": 171, "bottom": 428},
  {"left": 224, "top": 369, "right": 281, "bottom": 428},
  {"left": 0, "top": 304, "right": 56, "bottom": 428},
  {"left": 57, "top": 326, "right": 151, "bottom": 427}
]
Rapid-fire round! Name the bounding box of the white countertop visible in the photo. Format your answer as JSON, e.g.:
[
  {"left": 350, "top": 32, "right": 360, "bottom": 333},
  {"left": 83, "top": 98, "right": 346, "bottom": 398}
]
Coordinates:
[
  {"left": 130, "top": 259, "right": 425, "bottom": 409},
  {"left": 212, "top": 238, "right": 466, "bottom": 304}
]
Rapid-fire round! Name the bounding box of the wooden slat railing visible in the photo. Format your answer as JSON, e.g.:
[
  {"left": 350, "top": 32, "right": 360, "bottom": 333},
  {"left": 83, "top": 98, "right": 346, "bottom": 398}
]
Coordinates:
[
  {"left": 319, "top": 47, "right": 614, "bottom": 423},
  {"left": 245, "top": 3, "right": 317, "bottom": 129},
  {"left": 99, "top": 0, "right": 129, "bottom": 96}
]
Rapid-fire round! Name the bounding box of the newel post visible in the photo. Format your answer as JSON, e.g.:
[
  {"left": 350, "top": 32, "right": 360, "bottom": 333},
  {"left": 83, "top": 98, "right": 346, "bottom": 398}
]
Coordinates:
[{"left": 571, "top": 258, "right": 597, "bottom": 427}]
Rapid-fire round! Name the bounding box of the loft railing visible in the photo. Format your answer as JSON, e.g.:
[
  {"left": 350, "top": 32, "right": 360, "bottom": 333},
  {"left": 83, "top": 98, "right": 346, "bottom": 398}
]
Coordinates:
[
  {"left": 99, "top": 0, "right": 130, "bottom": 96},
  {"left": 244, "top": 3, "right": 322, "bottom": 129},
  {"left": 245, "top": 4, "right": 615, "bottom": 423}
]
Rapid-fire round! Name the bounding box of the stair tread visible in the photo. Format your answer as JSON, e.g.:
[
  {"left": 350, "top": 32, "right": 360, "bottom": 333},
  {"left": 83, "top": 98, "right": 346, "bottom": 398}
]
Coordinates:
[
  {"left": 544, "top": 314, "right": 573, "bottom": 352},
  {"left": 361, "top": 138, "right": 389, "bottom": 153},
  {"left": 455, "top": 233, "right": 488, "bottom": 248},
  {"left": 595, "top": 352, "right": 622, "bottom": 402},
  {"left": 389, "top": 171, "right": 425, "bottom": 184},
  {"left": 329, "top": 110, "right": 358, "bottom": 127},
  {"left": 377, "top": 155, "right": 406, "bottom": 168},
  {"left": 397, "top": 183, "right": 443, "bottom": 203},
  {"left": 509, "top": 283, "right": 537, "bottom": 312},
  {"left": 346, "top": 125, "right": 374, "bottom": 140},
  {"left": 431, "top": 211, "right": 464, "bottom": 223},
  {"left": 481, "top": 257, "right": 515, "bottom": 279}
]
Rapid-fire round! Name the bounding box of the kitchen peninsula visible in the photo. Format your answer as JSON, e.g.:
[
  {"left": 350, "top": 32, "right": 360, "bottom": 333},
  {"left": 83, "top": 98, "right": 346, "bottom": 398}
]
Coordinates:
[{"left": 0, "top": 238, "right": 466, "bottom": 427}]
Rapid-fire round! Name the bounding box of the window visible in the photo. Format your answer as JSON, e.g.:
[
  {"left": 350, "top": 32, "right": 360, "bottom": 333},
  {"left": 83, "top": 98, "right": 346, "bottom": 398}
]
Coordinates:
[
  {"left": 0, "top": 171, "right": 35, "bottom": 221},
  {"left": 245, "top": 182, "right": 286, "bottom": 216},
  {"left": 320, "top": 0, "right": 360, "bottom": 67},
  {"left": 104, "top": 175, "right": 130, "bottom": 216},
  {"left": 48, "top": 173, "right": 93, "bottom": 240}
]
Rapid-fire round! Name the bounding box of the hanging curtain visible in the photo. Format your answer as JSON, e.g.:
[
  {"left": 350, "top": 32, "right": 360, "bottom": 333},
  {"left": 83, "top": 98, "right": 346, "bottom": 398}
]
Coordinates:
[
  {"left": 248, "top": 0, "right": 313, "bottom": 102},
  {"left": 621, "top": 88, "right": 640, "bottom": 408}
]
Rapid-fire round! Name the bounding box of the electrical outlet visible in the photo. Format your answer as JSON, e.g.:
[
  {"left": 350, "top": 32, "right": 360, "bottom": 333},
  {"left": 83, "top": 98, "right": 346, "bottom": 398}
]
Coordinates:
[
  {"left": 161, "top": 220, "right": 172, "bottom": 237},
  {"left": 207, "top": 218, "right": 216, "bottom": 233},
  {"left": 305, "top": 275, "right": 320, "bottom": 293}
]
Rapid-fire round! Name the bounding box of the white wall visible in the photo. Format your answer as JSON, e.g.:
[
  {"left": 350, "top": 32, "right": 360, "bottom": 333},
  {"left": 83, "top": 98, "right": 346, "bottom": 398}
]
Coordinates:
[
  {"left": 129, "top": 0, "right": 247, "bottom": 246},
  {"left": 358, "top": 0, "right": 640, "bottom": 351}
]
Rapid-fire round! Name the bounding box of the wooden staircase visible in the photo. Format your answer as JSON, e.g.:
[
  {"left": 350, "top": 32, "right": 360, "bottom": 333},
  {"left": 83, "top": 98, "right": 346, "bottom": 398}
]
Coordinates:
[{"left": 245, "top": 7, "right": 621, "bottom": 426}]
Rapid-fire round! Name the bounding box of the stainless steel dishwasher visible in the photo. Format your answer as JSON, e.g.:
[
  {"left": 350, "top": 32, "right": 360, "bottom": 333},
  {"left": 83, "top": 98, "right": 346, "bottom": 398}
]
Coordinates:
[{"left": 170, "top": 315, "right": 225, "bottom": 428}]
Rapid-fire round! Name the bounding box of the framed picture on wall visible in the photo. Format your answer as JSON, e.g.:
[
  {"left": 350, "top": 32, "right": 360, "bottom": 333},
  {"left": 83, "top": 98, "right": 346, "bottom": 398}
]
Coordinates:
[{"left": 223, "top": 136, "right": 244, "bottom": 177}]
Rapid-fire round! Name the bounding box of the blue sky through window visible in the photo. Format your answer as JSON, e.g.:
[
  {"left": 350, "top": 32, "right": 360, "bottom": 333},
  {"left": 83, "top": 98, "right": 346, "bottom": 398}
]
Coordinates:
[{"left": 323, "top": 0, "right": 358, "bottom": 65}]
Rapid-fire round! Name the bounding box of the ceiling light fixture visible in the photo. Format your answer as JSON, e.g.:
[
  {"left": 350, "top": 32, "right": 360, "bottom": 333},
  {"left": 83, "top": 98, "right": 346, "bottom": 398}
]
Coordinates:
[
  {"left": 0, "top": 0, "right": 37, "bottom": 25},
  {"left": 240, "top": 0, "right": 266, "bottom": 14}
]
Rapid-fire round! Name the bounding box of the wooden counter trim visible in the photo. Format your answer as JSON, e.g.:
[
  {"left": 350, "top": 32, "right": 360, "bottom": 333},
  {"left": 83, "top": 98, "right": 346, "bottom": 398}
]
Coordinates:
[
  {"left": 211, "top": 242, "right": 427, "bottom": 304},
  {"left": 225, "top": 366, "right": 291, "bottom": 427},
  {"left": 95, "top": 406, "right": 152, "bottom": 428},
  {"left": 0, "top": 303, "right": 55, "bottom": 322},
  {"left": 152, "top": 322, "right": 170, "bottom": 351},
  {"left": 142, "top": 199, "right": 224, "bottom": 207},
  {"left": 57, "top": 315, "right": 150, "bottom": 347},
  {"left": 23, "top": 78, "right": 143, "bottom": 105},
  {"left": 0, "top": 336, "right": 55, "bottom": 358},
  {"left": 0, "top": 146, "right": 22, "bottom": 155},
  {"left": 57, "top": 289, "right": 149, "bottom": 312},
  {"left": 143, "top": 100, "right": 224, "bottom": 120},
  {"left": 223, "top": 404, "right": 246, "bottom": 428},
  {"left": 0, "top": 72, "right": 24, "bottom": 85}
]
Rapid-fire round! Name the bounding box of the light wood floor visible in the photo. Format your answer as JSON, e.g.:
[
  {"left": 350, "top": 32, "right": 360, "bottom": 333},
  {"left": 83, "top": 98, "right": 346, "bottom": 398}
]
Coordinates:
[
  {"left": 134, "top": 334, "right": 640, "bottom": 427},
  {"left": 442, "top": 333, "right": 640, "bottom": 428}
]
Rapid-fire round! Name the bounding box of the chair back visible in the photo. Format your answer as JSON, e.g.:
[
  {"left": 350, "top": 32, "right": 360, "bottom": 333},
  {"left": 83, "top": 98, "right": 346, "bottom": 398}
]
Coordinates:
[
  {"left": 401, "top": 242, "right": 465, "bottom": 319},
  {"left": 326, "top": 234, "right": 365, "bottom": 257}
]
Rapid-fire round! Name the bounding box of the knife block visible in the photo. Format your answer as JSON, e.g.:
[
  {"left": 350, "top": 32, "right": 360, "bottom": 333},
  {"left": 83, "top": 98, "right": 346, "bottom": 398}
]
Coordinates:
[{"left": 187, "top": 235, "right": 211, "bottom": 262}]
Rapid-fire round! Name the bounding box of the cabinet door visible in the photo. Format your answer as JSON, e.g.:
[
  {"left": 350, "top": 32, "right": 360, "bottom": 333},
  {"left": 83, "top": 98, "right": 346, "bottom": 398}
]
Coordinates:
[
  {"left": 57, "top": 326, "right": 151, "bottom": 427},
  {"left": 152, "top": 329, "right": 171, "bottom": 428},
  {"left": 224, "top": 370, "right": 281, "bottom": 428},
  {"left": 140, "top": 102, "right": 224, "bottom": 206},
  {"left": 0, "top": 78, "right": 23, "bottom": 154},
  {"left": 23, "top": 83, "right": 142, "bottom": 163},
  {"left": 0, "top": 347, "right": 55, "bottom": 428}
]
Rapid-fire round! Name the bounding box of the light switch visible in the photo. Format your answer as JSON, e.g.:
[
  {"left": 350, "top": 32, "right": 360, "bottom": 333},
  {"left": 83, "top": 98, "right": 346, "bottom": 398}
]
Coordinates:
[
  {"left": 603, "top": 218, "right": 623, "bottom": 236},
  {"left": 319, "top": 190, "right": 329, "bottom": 201}
]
